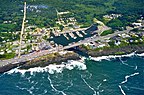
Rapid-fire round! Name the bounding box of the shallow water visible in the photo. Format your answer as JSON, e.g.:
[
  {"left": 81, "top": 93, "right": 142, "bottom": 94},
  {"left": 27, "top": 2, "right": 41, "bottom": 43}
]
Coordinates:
[{"left": 0, "top": 55, "right": 144, "bottom": 95}]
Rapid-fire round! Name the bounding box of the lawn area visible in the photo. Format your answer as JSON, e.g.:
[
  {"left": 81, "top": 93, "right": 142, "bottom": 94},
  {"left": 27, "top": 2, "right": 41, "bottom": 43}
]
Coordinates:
[
  {"left": 0, "top": 53, "right": 15, "bottom": 60},
  {"left": 100, "top": 29, "right": 114, "bottom": 36}
]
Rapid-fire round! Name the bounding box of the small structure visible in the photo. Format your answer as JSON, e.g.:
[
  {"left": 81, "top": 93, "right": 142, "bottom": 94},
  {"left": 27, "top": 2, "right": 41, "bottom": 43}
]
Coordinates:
[
  {"left": 132, "top": 22, "right": 142, "bottom": 28},
  {"left": 103, "top": 14, "right": 122, "bottom": 20}
]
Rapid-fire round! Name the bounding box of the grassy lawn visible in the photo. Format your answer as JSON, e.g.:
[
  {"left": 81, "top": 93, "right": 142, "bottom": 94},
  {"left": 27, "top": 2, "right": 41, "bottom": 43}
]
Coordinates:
[
  {"left": 0, "top": 53, "right": 15, "bottom": 60},
  {"left": 100, "top": 29, "right": 114, "bottom": 36}
]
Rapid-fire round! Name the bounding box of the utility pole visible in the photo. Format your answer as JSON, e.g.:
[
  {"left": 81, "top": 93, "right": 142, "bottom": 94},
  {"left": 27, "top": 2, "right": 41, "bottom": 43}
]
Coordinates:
[{"left": 18, "top": 2, "right": 26, "bottom": 58}]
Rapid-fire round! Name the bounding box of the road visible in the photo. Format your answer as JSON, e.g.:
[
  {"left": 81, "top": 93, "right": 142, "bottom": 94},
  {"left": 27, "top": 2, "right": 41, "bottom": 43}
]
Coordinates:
[
  {"left": 63, "top": 28, "right": 130, "bottom": 49},
  {"left": 0, "top": 27, "right": 131, "bottom": 67}
]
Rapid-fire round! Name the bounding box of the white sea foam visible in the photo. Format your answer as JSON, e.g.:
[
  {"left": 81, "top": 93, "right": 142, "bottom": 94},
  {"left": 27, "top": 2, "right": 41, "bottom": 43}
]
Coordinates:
[
  {"left": 103, "top": 79, "right": 107, "bottom": 82},
  {"left": 90, "top": 52, "right": 135, "bottom": 61},
  {"left": 81, "top": 75, "right": 97, "bottom": 95},
  {"left": 119, "top": 57, "right": 135, "bottom": 68},
  {"left": 63, "top": 80, "right": 73, "bottom": 91},
  {"left": 16, "top": 85, "right": 34, "bottom": 95},
  {"left": 7, "top": 60, "right": 86, "bottom": 75},
  {"left": 119, "top": 85, "right": 126, "bottom": 95},
  {"left": 136, "top": 53, "right": 144, "bottom": 57},
  {"left": 120, "top": 72, "right": 139, "bottom": 84},
  {"left": 48, "top": 75, "right": 66, "bottom": 95},
  {"left": 129, "top": 86, "right": 144, "bottom": 91},
  {"left": 0, "top": 72, "right": 6, "bottom": 78},
  {"left": 134, "top": 66, "right": 138, "bottom": 70},
  {"left": 95, "top": 79, "right": 106, "bottom": 95},
  {"left": 90, "top": 52, "right": 144, "bottom": 62}
]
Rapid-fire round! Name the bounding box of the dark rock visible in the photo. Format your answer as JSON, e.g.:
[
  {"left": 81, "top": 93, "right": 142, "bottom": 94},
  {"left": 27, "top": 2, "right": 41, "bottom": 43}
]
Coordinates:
[
  {"left": 80, "top": 44, "right": 144, "bottom": 57},
  {"left": 0, "top": 62, "right": 26, "bottom": 73},
  {"left": 19, "top": 52, "right": 80, "bottom": 70}
]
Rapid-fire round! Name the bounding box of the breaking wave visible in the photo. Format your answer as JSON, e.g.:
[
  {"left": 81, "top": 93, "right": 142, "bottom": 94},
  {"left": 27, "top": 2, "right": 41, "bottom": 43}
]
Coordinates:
[
  {"left": 118, "top": 72, "right": 140, "bottom": 95},
  {"left": 5, "top": 52, "right": 144, "bottom": 75},
  {"left": 6, "top": 60, "right": 86, "bottom": 75},
  {"left": 136, "top": 53, "right": 144, "bottom": 57},
  {"left": 89, "top": 52, "right": 136, "bottom": 61},
  {"left": 120, "top": 72, "right": 139, "bottom": 84},
  {"left": 119, "top": 85, "right": 126, "bottom": 95}
]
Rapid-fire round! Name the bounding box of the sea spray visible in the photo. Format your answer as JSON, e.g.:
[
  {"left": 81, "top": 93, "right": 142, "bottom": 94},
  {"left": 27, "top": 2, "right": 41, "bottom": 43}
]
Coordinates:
[
  {"left": 89, "top": 52, "right": 135, "bottom": 61},
  {"left": 0, "top": 54, "right": 143, "bottom": 95},
  {"left": 6, "top": 52, "right": 144, "bottom": 75},
  {"left": 136, "top": 53, "right": 144, "bottom": 57},
  {"left": 7, "top": 60, "right": 86, "bottom": 75}
]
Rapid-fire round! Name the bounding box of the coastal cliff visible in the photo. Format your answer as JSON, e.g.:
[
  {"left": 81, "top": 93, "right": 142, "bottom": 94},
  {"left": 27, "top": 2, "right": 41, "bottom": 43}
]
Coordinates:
[
  {"left": 0, "top": 51, "right": 80, "bottom": 73},
  {"left": 1, "top": 44, "right": 144, "bottom": 73},
  {"left": 79, "top": 44, "right": 144, "bottom": 57},
  {"left": 20, "top": 51, "right": 80, "bottom": 69}
]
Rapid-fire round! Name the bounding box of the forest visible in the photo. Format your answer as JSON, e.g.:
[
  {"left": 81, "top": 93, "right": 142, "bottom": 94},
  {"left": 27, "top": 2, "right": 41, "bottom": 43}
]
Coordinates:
[{"left": 0, "top": 0, "right": 144, "bottom": 33}]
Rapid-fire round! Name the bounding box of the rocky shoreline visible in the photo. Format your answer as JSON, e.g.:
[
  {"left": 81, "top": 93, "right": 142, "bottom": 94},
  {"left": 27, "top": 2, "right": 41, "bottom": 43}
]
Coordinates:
[
  {"left": 0, "top": 51, "right": 80, "bottom": 73},
  {"left": 19, "top": 51, "right": 80, "bottom": 69},
  {"left": 1, "top": 44, "right": 144, "bottom": 73},
  {"left": 0, "top": 62, "right": 26, "bottom": 73},
  {"left": 79, "top": 44, "right": 144, "bottom": 57}
]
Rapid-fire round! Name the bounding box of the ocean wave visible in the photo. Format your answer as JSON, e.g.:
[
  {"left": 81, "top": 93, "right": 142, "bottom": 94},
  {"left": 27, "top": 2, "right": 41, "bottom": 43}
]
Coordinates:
[
  {"left": 16, "top": 84, "right": 35, "bottom": 95},
  {"left": 0, "top": 72, "right": 6, "bottom": 78},
  {"left": 119, "top": 85, "right": 126, "bottom": 95},
  {"left": 89, "top": 52, "right": 135, "bottom": 61},
  {"left": 81, "top": 75, "right": 97, "bottom": 95},
  {"left": 120, "top": 72, "right": 139, "bottom": 84},
  {"left": 47, "top": 75, "right": 66, "bottom": 95},
  {"left": 136, "top": 53, "right": 144, "bottom": 57},
  {"left": 119, "top": 57, "right": 135, "bottom": 68},
  {"left": 6, "top": 60, "right": 86, "bottom": 75}
]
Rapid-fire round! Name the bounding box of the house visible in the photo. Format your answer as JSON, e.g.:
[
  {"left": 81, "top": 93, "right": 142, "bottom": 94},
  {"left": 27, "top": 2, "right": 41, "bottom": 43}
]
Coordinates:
[
  {"left": 132, "top": 22, "right": 142, "bottom": 28},
  {"left": 111, "top": 35, "right": 121, "bottom": 41},
  {"left": 97, "top": 43, "right": 106, "bottom": 48},
  {"left": 103, "top": 14, "right": 122, "bottom": 20},
  {"left": 137, "top": 32, "right": 144, "bottom": 37},
  {"left": 115, "top": 41, "right": 121, "bottom": 46},
  {"left": 0, "top": 51, "right": 4, "bottom": 55},
  {"left": 121, "top": 33, "right": 131, "bottom": 38},
  {"left": 7, "top": 50, "right": 12, "bottom": 53}
]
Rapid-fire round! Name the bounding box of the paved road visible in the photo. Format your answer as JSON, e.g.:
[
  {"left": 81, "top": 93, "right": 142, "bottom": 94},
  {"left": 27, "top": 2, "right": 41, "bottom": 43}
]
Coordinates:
[
  {"left": 0, "top": 28, "right": 131, "bottom": 67},
  {"left": 63, "top": 28, "right": 130, "bottom": 49}
]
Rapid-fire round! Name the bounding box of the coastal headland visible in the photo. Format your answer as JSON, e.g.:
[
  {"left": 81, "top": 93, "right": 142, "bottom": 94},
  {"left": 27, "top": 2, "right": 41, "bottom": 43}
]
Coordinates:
[
  {"left": 0, "top": 51, "right": 80, "bottom": 73},
  {"left": 0, "top": 1, "right": 144, "bottom": 73},
  {"left": 0, "top": 24, "right": 144, "bottom": 73}
]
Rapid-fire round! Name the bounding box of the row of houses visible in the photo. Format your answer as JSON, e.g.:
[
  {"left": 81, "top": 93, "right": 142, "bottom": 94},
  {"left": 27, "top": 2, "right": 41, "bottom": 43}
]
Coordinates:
[{"left": 103, "top": 14, "right": 122, "bottom": 20}]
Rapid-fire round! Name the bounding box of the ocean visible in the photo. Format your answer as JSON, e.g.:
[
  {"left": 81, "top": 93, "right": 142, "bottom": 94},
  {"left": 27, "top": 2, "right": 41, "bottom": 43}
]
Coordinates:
[{"left": 0, "top": 53, "right": 144, "bottom": 95}]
